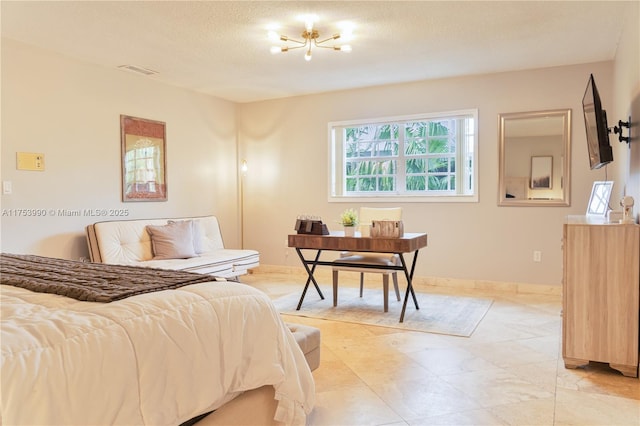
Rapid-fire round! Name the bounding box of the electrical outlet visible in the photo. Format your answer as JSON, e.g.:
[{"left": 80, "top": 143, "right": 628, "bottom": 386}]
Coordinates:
[{"left": 533, "top": 251, "right": 542, "bottom": 262}]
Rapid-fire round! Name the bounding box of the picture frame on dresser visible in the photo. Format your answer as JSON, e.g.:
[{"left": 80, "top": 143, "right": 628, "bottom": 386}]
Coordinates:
[{"left": 586, "top": 181, "right": 613, "bottom": 216}]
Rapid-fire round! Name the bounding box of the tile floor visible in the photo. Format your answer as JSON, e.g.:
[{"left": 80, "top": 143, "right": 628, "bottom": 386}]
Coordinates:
[{"left": 245, "top": 270, "right": 639, "bottom": 425}]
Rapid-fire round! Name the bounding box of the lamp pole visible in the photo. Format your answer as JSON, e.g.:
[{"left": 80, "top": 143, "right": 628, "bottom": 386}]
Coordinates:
[{"left": 240, "top": 160, "right": 247, "bottom": 249}]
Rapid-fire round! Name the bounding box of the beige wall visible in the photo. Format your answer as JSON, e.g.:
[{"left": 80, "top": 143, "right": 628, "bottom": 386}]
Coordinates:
[
  {"left": 1, "top": 39, "right": 240, "bottom": 259},
  {"left": 612, "top": 0, "right": 640, "bottom": 214},
  {"left": 238, "top": 63, "right": 618, "bottom": 286},
  {"left": 2, "top": 2, "right": 638, "bottom": 288},
  {"left": 238, "top": 2, "right": 639, "bottom": 287}
]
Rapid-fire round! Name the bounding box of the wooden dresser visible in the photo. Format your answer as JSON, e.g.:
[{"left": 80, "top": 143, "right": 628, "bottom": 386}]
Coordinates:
[{"left": 562, "top": 215, "right": 640, "bottom": 377}]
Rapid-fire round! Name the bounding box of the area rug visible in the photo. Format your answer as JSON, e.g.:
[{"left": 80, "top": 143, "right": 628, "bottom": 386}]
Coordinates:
[{"left": 273, "top": 285, "right": 493, "bottom": 337}]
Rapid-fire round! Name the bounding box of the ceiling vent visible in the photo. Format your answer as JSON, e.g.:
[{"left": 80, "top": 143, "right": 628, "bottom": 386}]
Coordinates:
[{"left": 117, "top": 65, "right": 158, "bottom": 76}]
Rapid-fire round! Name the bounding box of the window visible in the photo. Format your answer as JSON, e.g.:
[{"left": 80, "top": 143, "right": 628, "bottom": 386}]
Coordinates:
[{"left": 329, "top": 109, "right": 478, "bottom": 202}]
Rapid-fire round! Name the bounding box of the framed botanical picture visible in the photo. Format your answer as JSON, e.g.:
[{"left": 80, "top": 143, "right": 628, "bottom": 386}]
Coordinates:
[
  {"left": 120, "top": 115, "right": 167, "bottom": 202},
  {"left": 586, "top": 181, "right": 613, "bottom": 216},
  {"left": 530, "top": 156, "right": 553, "bottom": 189}
]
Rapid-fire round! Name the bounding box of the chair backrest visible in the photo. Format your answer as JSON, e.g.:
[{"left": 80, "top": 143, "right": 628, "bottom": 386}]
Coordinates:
[{"left": 358, "top": 207, "right": 402, "bottom": 235}]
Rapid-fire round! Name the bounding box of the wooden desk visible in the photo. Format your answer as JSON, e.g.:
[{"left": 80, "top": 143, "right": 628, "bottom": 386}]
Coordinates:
[{"left": 287, "top": 232, "right": 428, "bottom": 322}]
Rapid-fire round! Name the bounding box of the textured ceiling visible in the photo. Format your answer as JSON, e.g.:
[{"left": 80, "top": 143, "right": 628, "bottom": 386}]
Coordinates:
[{"left": 1, "top": 1, "right": 632, "bottom": 103}]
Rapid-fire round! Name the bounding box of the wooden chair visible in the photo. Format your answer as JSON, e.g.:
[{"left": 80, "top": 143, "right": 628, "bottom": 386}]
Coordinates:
[{"left": 332, "top": 207, "right": 402, "bottom": 312}]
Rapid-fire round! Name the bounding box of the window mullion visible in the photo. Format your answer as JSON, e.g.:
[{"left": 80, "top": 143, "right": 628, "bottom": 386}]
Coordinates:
[
  {"left": 454, "top": 122, "right": 463, "bottom": 195},
  {"left": 397, "top": 123, "right": 406, "bottom": 194}
]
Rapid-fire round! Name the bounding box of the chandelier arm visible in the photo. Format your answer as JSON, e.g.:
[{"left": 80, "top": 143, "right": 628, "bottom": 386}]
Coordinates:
[
  {"left": 315, "top": 44, "right": 342, "bottom": 50},
  {"left": 284, "top": 37, "right": 307, "bottom": 45},
  {"left": 315, "top": 34, "right": 341, "bottom": 45},
  {"left": 283, "top": 44, "right": 308, "bottom": 51}
]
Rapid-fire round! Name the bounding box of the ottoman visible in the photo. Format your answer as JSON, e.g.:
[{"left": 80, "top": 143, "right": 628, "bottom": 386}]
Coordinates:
[{"left": 286, "top": 323, "right": 321, "bottom": 371}]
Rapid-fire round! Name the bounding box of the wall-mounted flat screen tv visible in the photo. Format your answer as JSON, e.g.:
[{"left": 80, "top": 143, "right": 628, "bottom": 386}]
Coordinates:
[{"left": 582, "top": 74, "right": 613, "bottom": 169}]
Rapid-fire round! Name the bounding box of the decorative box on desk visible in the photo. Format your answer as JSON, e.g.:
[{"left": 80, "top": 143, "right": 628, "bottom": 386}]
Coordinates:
[
  {"left": 371, "top": 220, "right": 404, "bottom": 238},
  {"left": 294, "top": 219, "right": 329, "bottom": 235}
]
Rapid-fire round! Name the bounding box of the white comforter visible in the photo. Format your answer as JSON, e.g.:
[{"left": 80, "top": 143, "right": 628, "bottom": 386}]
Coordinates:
[{"left": 0, "top": 281, "right": 315, "bottom": 425}]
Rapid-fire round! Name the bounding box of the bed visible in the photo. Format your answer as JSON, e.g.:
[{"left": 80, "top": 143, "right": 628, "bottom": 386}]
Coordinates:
[{"left": 0, "top": 254, "right": 315, "bottom": 425}]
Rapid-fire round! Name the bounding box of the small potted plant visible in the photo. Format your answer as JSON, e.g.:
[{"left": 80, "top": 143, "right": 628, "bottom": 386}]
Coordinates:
[{"left": 339, "top": 208, "right": 358, "bottom": 236}]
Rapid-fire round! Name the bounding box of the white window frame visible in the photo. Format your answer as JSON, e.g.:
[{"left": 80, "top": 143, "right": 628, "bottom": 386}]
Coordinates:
[{"left": 328, "top": 109, "right": 478, "bottom": 203}]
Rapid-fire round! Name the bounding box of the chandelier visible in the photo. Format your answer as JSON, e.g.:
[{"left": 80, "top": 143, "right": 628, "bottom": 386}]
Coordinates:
[{"left": 269, "top": 15, "right": 352, "bottom": 61}]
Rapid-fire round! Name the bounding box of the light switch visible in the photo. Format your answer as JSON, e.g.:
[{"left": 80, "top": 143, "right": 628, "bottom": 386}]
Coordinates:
[
  {"left": 3, "top": 181, "right": 12, "bottom": 194},
  {"left": 17, "top": 152, "right": 45, "bottom": 171}
]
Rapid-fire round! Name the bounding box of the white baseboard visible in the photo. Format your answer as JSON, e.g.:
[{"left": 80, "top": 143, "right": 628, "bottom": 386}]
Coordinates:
[{"left": 251, "top": 264, "right": 561, "bottom": 296}]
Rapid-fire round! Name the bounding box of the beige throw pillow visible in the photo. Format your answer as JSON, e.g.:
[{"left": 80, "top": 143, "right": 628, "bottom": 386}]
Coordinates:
[{"left": 147, "top": 221, "right": 196, "bottom": 260}]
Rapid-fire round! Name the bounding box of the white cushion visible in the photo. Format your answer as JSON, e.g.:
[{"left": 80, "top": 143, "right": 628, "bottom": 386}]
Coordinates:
[{"left": 349, "top": 254, "right": 396, "bottom": 264}]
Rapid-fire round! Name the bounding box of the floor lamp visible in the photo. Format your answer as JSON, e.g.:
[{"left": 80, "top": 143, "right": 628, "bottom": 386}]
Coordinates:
[{"left": 239, "top": 159, "right": 247, "bottom": 249}]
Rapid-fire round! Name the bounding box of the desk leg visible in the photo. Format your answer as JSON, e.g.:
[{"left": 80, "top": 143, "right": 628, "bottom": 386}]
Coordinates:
[
  {"left": 295, "top": 248, "right": 325, "bottom": 310},
  {"left": 399, "top": 251, "right": 421, "bottom": 323}
]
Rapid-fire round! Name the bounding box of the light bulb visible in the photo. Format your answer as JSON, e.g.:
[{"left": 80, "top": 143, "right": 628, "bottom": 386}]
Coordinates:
[
  {"left": 340, "top": 29, "right": 354, "bottom": 41},
  {"left": 340, "top": 45, "right": 352, "bottom": 52},
  {"left": 301, "top": 14, "right": 318, "bottom": 31},
  {"left": 267, "top": 30, "right": 279, "bottom": 41},
  {"left": 304, "top": 51, "right": 312, "bottom": 61},
  {"left": 270, "top": 46, "right": 281, "bottom": 54}
]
